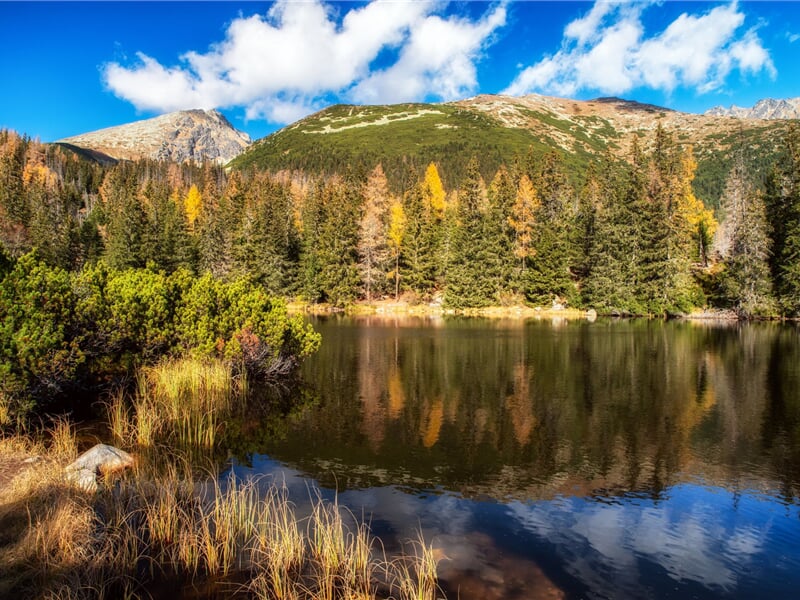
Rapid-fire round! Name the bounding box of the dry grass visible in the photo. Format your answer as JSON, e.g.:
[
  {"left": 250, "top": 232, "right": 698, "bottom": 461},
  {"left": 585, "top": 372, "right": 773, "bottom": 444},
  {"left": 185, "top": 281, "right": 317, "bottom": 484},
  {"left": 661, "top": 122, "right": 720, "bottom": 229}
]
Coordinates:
[{"left": 0, "top": 358, "right": 442, "bottom": 599}]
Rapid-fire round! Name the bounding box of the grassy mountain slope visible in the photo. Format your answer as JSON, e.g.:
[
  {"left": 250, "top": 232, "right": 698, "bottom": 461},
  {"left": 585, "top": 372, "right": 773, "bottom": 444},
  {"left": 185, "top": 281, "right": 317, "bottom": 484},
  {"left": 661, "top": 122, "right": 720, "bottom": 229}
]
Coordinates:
[{"left": 230, "top": 94, "right": 791, "bottom": 207}]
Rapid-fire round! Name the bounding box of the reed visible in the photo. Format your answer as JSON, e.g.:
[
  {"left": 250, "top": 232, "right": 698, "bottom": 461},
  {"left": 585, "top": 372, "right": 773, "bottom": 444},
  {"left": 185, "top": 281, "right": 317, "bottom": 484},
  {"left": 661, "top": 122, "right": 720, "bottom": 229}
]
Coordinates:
[
  {"left": 393, "top": 533, "right": 441, "bottom": 600},
  {"left": 128, "top": 357, "right": 240, "bottom": 452},
  {"left": 47, "top": 416, "right": 78, "bottom": 461},
  {"left": 104, "top": 390, "right": 130, "bottom": 446},
  {"left": 0, "top": 358, "right": 441, "bottom": 599}
]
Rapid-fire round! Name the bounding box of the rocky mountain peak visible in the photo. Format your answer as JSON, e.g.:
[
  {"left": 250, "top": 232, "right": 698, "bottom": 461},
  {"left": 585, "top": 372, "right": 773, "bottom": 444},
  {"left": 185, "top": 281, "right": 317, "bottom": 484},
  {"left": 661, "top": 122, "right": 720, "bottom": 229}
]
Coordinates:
[
  {"left": 705, "top": 98, "right": 800, "bottom": 120},
  {"left": 58, "top": 109, "right": 251, "bottom": 164}
]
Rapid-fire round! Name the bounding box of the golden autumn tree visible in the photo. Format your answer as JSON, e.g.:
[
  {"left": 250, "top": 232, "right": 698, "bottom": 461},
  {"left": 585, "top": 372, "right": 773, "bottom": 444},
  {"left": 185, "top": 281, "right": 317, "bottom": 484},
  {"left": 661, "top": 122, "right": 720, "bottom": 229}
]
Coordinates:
[
  {"left": 675, "top": 147, "right": 717, "bottom": 265},
  {"left": 358, "top": 164, "right": 391, "bottom": 300},
  {"left": 509, "top": 174, "right": 539, "bottom": 272},
  {"left": 388, "top": 200, "right": 407, "bottom": 300},
  {"left": 422, "top": 162, "right": 446, "bottom": 218},
  {"left": 183, "top": 184, "right": 202, "bottom": 230}
]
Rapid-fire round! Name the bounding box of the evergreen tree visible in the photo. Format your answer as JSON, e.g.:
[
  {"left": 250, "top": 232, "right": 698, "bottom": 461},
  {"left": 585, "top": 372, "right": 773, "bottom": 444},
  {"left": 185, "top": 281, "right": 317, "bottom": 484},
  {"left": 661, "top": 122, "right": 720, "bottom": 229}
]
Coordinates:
[
  {"left": 301, "top": 177, "right": 360, "bottom": 305},
  {"left": 421, "top": 162, "right": 449, "bottom": 289},
  {"left": 141, "top": 180, "right": 194, "bottom": 273},
  {"left": 767, "top": 124, "right": 800, "bottom": 314},
  {"left": 101, "top": 164, "right": 147, "bottom": 270},
  {"left": 445, "top": 158, "right": 495, "bottom": 307},
  {"left": 486, "top": 166, "right": 516, "bottom": 297},
  {"left": 525, "top": 151, "right": 576, "bottom": 305},
  {"left": 583, "top": 141, "right": 642, "bottom": 314},
  {"left": 198, "top": 171, "right": 245, "bottom": 280},
  {"left": 401, "top": 180, "right": 434, "bottom": 297},
  {"left": 236, "top": 173, "right": 298, "bottom": 293},
  {"left": 0, "top": 131, "right": 28, "bottom": 257},
  {"left": 720, "top": 153, "right": 775, "bottom": 316}
]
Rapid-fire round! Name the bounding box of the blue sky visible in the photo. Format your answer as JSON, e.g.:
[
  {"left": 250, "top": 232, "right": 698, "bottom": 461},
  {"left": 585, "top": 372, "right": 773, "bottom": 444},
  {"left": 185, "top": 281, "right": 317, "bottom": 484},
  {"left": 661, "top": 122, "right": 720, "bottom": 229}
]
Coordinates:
[{"left": 2, "top": 1, "right": 799, "bottom": 142}]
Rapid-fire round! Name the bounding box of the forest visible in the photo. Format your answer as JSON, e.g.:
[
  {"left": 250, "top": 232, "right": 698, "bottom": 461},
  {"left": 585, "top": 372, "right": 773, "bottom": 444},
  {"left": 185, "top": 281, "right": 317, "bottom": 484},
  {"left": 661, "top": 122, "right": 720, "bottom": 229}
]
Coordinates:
[
  {"left": 3, "top": 124, "right": 798, "bottom": 313},
  {"left": 2, "top": 124, "right": 800, "bottom": 418}
]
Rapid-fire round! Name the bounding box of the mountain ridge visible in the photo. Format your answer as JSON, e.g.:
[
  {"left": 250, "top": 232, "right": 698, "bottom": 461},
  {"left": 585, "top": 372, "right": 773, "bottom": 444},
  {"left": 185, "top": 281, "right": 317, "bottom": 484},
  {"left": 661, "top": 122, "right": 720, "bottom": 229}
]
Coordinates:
[
  {"left": 57, "top": 109, "right": 251, "bottom": 164},
  {"left": 705, "top": 98, "right": 800, "bottom": 120},
  {"left": 230, "top": 93, "right": 790, "bottom": 207}
]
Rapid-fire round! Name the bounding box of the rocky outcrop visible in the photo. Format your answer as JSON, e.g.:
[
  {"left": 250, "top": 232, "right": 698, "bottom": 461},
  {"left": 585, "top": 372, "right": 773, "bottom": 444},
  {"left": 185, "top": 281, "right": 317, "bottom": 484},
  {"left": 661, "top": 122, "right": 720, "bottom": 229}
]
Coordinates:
[
  {"left": 65, "top": 444, "right": 134, "bottom": 492},
  {"left": 58, "top": 109, "right": 251, "bottom": 164},
  {"left": 705, "top": 98, "right": 800, "bottom": 120}
]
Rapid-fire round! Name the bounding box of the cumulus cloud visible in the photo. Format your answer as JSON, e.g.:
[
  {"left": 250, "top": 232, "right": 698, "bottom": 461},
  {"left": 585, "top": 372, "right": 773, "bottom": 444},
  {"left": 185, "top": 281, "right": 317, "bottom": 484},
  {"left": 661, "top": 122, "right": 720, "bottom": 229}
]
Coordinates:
[
  {"left": 103, "top": 0, "right": 506, "bottom": 124},
  {"left": 351, "top": 6, "right": 507, "bottom": 104},
  {"left": 504, "top": 0, "right": 775, "bottom": 98}
]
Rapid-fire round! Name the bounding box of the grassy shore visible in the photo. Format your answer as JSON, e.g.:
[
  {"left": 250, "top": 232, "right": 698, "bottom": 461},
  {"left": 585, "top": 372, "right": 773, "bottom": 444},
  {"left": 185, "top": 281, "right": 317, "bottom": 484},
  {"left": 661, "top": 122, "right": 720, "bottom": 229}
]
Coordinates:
[
  {"left": 0, "top": 358, "right": 440, "bottom": 599},
  {"left": 289, "top": 299, "right": 594, "bottom": 320}
]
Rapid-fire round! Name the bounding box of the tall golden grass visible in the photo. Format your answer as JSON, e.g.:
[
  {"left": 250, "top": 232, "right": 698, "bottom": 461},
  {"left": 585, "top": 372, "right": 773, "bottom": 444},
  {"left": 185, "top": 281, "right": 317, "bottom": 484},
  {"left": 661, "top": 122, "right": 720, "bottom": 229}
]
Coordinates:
[{"left": 0, "top": 357, "right": 442, "bottom": 599}]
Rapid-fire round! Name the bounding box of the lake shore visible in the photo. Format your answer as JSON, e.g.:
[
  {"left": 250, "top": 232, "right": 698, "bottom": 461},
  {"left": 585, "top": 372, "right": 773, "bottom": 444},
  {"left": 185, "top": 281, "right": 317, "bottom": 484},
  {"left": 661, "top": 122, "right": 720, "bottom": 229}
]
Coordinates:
[
  {"left": 288, "top": 300, "right": 757, "bottom": 321},
  {"left": 288, "top": 299, "right": 596, "bottom": 320}
]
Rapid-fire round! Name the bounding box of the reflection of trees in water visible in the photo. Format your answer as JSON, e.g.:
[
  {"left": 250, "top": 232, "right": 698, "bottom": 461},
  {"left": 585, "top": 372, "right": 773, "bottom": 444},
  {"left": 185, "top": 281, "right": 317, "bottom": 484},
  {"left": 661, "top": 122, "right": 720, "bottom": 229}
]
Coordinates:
[
  {"left": 505, "top": 363, "right": 536, "bottom": 446},
  {"left": 763, "top": 325, "right": 800, "bottom": 499},
  {"left": 266, "top": 318, "right": 800, "bottom": 501}
]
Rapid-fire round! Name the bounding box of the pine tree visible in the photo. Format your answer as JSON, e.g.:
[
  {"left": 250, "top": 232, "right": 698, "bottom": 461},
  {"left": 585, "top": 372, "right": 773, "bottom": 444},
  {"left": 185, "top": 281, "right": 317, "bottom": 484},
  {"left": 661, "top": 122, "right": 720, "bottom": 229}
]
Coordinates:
[
  {"left": 401, "top": 181, "right": 434, "bottom": 297},
  {"left": 141, "top": 180, "right": 194, "bottom": 273},
  {"left": 584, "top": 141, "right": 643, "bottom": 314},
  {"left": 445, "top": 158, "right": 495, "bottom": 307},
  {"left": 301, "top": 177, "right": 360, "bottom": 306},
  {"left": 486, "top": 166, "right": 516, "bottom": 297},
  {"left": 0, "top": 131, "right": 28, "bottom": 257},
  {"left": 101, "top": 164, "right": 147, "bottom": 270},
  {"left": 525, "top": 151, "right": 576, "bottom": 306},
  {"left": 769, "top": 124, "right": 800, "bottom": 314},
  {"left": 719, "top": 153, "right": 775, "bottom": 316}
]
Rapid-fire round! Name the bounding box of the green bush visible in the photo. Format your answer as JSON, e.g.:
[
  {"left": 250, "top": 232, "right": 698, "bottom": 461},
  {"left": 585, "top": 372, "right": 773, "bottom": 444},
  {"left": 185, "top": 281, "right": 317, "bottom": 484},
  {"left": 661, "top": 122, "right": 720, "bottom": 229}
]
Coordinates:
[{"left": 0, "top": 253, "right": 320, "bottom": 423}]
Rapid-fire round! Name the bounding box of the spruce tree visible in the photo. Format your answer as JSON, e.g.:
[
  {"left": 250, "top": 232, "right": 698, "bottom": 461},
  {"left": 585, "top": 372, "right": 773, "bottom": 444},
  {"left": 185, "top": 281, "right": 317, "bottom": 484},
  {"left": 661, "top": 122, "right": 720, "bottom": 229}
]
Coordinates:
[
  {"left": 720, "top": 153, "right": 775, "bottom": 316},
  {"left": 525, "top": 151, "right": 576, "bottom": 306},
  {"left": 772, "top": 124, "right": 800, "bottom": 314},
  {"left": 445, "top": 158, "right": 495, "bottom": 307},
  {"left": 101, "top": 164, "right": 147, "bottom": 270}
]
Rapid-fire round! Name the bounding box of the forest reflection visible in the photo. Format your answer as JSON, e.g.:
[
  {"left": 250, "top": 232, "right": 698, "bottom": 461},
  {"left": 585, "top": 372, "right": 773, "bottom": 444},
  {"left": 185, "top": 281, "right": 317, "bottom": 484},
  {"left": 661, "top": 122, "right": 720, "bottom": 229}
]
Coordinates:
[{"left": 256, "top": 317, "right": 800, "bottom": 504}]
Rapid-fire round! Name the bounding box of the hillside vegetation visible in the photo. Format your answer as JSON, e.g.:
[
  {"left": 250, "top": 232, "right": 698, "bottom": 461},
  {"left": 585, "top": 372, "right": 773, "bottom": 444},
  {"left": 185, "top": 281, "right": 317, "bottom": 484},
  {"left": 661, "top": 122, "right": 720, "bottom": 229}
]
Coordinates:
[{"left": 230, "top": 94, "right": 789, "bottom": 208}]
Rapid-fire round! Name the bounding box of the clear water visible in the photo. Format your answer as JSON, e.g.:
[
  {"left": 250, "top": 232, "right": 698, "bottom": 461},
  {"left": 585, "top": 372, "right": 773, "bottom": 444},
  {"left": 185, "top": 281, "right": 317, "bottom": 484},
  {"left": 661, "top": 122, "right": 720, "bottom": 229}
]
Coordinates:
[{"left": 226, "top": 316, "right": 800, "bottom": 600}]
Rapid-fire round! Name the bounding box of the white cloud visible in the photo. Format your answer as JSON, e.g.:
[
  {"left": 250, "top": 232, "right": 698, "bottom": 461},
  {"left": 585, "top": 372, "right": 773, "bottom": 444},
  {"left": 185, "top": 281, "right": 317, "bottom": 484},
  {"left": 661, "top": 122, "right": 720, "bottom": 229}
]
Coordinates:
[
  {"left": 103, "top": 0, "right": 506, "bottom": 124},
  {"left": 352, "top": 6, "right": 506, "bottom": 104},
  {"left": 504, "top": 0, "right": 775, "bottom": 98}
]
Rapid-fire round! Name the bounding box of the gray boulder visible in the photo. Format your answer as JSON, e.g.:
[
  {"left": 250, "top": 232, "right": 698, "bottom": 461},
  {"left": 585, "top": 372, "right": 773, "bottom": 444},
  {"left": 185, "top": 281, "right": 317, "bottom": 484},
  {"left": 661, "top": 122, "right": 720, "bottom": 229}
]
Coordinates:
[{"left": 65, "top": 444, "right": 134, "bottom": 492}]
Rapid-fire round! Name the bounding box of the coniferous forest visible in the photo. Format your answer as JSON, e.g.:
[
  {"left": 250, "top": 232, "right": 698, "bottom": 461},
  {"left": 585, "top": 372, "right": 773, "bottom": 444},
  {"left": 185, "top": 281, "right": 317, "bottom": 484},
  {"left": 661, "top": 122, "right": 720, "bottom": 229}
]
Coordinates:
[{"left": 2, "top": 124, "right": 800, "bottom": 419}]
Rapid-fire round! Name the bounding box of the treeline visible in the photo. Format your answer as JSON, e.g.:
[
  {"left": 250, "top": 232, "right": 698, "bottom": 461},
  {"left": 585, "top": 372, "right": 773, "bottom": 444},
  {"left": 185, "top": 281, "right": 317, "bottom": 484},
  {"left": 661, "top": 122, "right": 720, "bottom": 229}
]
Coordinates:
[{"left": 1, "top": 125, "right": 800, "bottom": 317}]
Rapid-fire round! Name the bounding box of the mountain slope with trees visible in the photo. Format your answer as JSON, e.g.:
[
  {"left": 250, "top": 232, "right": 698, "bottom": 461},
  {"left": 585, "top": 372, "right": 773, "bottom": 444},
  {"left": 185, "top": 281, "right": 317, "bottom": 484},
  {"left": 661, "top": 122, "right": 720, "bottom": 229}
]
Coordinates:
[{"left": 230, "top": 94, "right": 789, "bottom": 208}]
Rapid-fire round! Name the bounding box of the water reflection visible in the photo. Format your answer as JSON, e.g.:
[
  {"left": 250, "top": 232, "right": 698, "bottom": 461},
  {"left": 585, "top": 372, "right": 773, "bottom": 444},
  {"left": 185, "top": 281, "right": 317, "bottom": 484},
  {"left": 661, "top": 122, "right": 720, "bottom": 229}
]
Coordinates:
[
  {"left": 255, "top": 317, "right": 800, "bottom": 502},
  {"left": 231, "top": 317, "right": 800, "bottom": 599}
]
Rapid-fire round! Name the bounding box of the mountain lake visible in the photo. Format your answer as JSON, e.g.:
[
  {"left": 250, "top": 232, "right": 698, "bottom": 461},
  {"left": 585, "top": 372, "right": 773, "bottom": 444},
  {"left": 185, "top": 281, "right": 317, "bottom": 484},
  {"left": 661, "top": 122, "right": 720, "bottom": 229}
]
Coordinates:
[{"left": 223, "top": 316, "right": 800, "bottom": 600}]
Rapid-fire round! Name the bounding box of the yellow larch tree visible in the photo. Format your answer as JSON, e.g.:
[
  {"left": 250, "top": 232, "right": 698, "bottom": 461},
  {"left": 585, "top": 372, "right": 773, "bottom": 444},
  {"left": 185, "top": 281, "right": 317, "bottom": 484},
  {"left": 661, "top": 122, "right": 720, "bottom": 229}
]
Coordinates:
[
  {"left": 387, "top": 200, "right": 407, "bottom": 300},
  {"left": 509, "top": 174, "right": 540, "bottom": 271},
  {"left": 422, "top": 162, "right": 446, "bottom": 219},
  {"left": 183, "top": 184, "right": 202, "bottom": 230},
  {"left": 676, "top": 147, "right": 718, "bottom": 265}
]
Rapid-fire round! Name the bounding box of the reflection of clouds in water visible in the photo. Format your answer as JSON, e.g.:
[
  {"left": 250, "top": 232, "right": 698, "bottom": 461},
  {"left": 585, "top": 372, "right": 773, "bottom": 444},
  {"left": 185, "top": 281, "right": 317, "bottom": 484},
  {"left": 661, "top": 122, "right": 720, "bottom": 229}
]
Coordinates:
[
  {"left": 230, "top": 459, "right": 797, "bottom": 599},
  {"left": 636, "top": 506, "right": 735, "bottom": 590},
  {"left": 508, "top": 487, "right": 773, "bottom": 595}
]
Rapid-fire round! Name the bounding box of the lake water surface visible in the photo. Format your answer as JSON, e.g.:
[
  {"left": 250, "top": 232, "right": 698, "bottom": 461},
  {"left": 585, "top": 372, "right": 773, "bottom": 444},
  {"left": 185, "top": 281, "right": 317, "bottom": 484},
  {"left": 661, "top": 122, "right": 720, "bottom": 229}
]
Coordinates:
[{"left": 227, "top": 316, "right": 800, "bottom": 599}]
